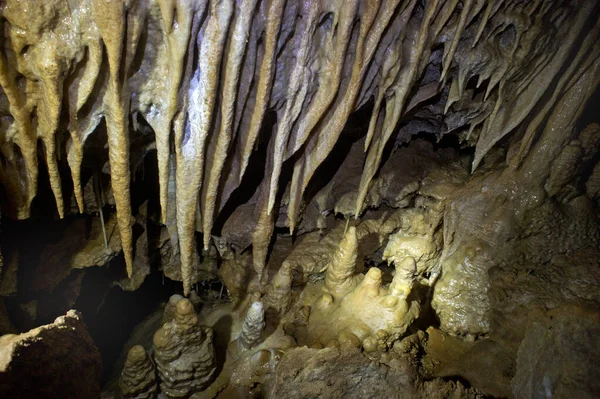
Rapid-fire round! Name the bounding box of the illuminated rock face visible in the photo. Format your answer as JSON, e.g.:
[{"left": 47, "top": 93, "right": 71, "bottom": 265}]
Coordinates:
[
  {"left": 0, "top": 0, "right": 598, "bottom": 297},
  {"left": 1, "top": 1, "right": 600, "bottom": 398}
]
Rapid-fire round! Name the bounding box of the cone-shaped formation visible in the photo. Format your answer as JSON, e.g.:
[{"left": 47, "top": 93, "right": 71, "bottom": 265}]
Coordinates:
[
  {"left": 264, "top": 262, "right": 293, "bottom": 315},
  {"left": 0, "top": 0, "right": 597, "bottom": 296},
  {"left": 119, "top": 345, "right": 157, "bottom": 399},
  {"left": 238, "top": 301, "right": 265, "bottom": 350},
  {"left": 389, "top": 257, "right": 417, "bottom": 299},
  {"left": 324, "top": 226, "right": 359, "bottom": 296},
  {"left": 163, "top": 294, "right": 184, "bottom": 324},
  {"left": 153, "top": 298, "right": 216, "bottom": 398},
  {"left": 358, "top": 267, "right": 383, "bottom": 299}
]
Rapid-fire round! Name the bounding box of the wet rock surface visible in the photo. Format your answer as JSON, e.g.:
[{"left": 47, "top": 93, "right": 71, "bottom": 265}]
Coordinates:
[
  {"left": 511, "top": 304, "right": 600, "bottom": 399},
  {"left": 267, "top": 347, "right": 414, "bottom": 399}
]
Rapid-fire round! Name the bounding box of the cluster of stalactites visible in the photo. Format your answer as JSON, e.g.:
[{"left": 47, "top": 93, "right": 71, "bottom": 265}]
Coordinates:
[{"left": 0, "top": 0, "right": 597, "bottom": 295}]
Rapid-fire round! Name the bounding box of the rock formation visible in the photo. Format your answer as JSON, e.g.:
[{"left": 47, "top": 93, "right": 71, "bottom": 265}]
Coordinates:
[
  {"left": 0, "top": 0, "right": 600, "bottom": 398},
  {"left": 0, "top": 0, "right": 595, "bottom": 297},
  {"left": 264, "top": 261, "right": 293, "bottom": 315},
  {"left": 238, "top": 301, "right": 265, "bottom": 350},
  {"left": 163, "top": 294, "right": 184, "bottom": 324},
  {"left": 0, "top": 310, "right": 101, "bottom": 399},
  {"left": 153, "top": 298, "right": 216, "bottom": 398},
  {"left": 119, "top": 345, "right": 157, "bottom": 399},
  {"left": 324, "top": 226, "right": 360, "bottom": 296}
]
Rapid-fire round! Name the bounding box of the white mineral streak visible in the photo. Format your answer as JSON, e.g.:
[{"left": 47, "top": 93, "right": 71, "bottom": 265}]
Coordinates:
[{"left": 238, "top": 301, "right": 265, "bottom": 349}]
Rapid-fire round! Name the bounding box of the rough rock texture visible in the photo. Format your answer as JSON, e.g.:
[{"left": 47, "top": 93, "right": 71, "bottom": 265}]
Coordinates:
[
  {"left": 267, "top": 347, "right": 483, "bottom": 399},
  {"left": 264, "top": 261, "right": 293, "bottom": 316},
  {"left": 0, "top": 0, "right": 597, "bottom": 297},
  {"left": 237, "top": 301, "right": 265, "bottom": 350},
  {"left": 1, "top": 0, "right": 600, "bottom": 397},
  {"left": 153, "top": 298, "right": 216, "bottom": 398},
  {"left": 511, "top": 304, "right": 600, "bottom": 399},
  {"left": 306, "top": 255, "right": 420, "bottom": 347},
  {"left": 119, "top": 345, "right": 158, "bottom": 399},
  {"left": 267, "top": 347, "right": 414, "bottom": 399},
  {"left": 0, "top": 310, "right": 101, "bottom": 399}
]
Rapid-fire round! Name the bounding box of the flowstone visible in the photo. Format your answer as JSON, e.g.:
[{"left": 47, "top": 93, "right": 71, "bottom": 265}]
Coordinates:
[{"left": 295, "top": 226, "right": 420, "bottom": 350}]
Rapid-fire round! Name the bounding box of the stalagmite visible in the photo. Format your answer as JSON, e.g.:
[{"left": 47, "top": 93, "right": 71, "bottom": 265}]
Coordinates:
[
  {"left": 264, "top": 261, "right": 293, "bottom": 315},
  {"left": 324, "top": 226, "right": 359, "bottom": 296},
  {"left": 119, "top": 345, "right": 158, "bottom": 399},
  {"left": 153, "top": 298, "right": 216, "bottom": 398},
  {"left": 2, "top": 2, "right": 600, "bottom": 397},
  {"left": 389, "top": 257, "right": 418, "bottom": 299},
  {"left": 238, "top": 301, "right": 265, "bottom": 350},
  {"left": 163, "top": 294, "right": 184, "bottom": 324}
]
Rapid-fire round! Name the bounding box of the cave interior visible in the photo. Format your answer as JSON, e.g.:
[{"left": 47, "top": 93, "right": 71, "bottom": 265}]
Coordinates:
[{"left": 0, "top": 0, "right": 599, "bottom": 398}]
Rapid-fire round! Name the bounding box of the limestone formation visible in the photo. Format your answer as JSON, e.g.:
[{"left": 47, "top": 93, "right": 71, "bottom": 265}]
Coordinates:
[
  {"left": 0, "top": 0, "right": 600, "bottom": 398},
  {"left": 153, "top": 299, "right": 216, "bottom": 398},
  {"left": 264, "top": 261, "right": 293, "bottom": 315},
  {"left": 0, "top": 0, "right": 594, "bottom": 297},
  {"left": 119, "top": 345, "right": 157, "bottom": 399},
  {"left": 306, "top": 266, "right": 420, "bottom": 347},
  {"left": 0, "top": 310, "right": 101, "bottom": 398},
  {"left": 324, "top": 226, "right": 360, "bottom": 297},
  {"left": 389, "top": 257, "right": 418, "bottom": 299},
  {"left": 238, "top": 301, "right": 265, "bottom": 350},
  {"left": 267, "top": 347, "right": 414, "bottom": 399},
  {"left": 511, "top": 304, "right": 600, "bottom": 398},
  {"left": 163, "top": 294, "right": 184, "bottom": 324},
  {"left": 383, "top": 207, "right": 443, "bottom": 283}
]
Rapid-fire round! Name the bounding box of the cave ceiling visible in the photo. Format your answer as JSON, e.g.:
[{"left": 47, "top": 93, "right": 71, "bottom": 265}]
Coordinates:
[{"left": 0, "top": 0, "right": 598, "bottom": 297}]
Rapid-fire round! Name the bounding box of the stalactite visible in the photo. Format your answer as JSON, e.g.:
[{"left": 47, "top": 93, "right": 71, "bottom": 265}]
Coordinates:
[
  {"left": 0, "top": 56, "right": 38, "bottom": 219},
  {"left": 151, "top": 0, "right": 195, "bottom": 225},
  {"left": 203, "top": 0, "right": 258, "bottom": 249},
  {"left": 265, "top": 2, "right": 320, "bottom": 216},
  {"left": 66, "top": 37, "right": 105, "bottom": 214},
  {"left": 287, "top": 0, "right": 402, "bottom": 232},
  {"left": 177, "top": 0, "right": 233, "bottom": 296},
  {"left": 237, "top": 0, "right": 284, "bottom": 183},
  {"left": 473, "top": 0, "right": 597, "bottom": 171},
  {"left": 0, "top": 0, "right": 596, "bottom": 296},
  {"left": 38, "top": 76, "right": 65, "bottom": 218},
  {"left": 92, "top": 0, "right": 134, "bottom": 277},
  {"left": 354, "top": 0, "right": 441, "bottom": 219},
  {"left": 510, "top": 6, "right": 600, "bottom": 169},
  {"left": 440, "top": 0, "right": 475, "bottom": 84}
]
